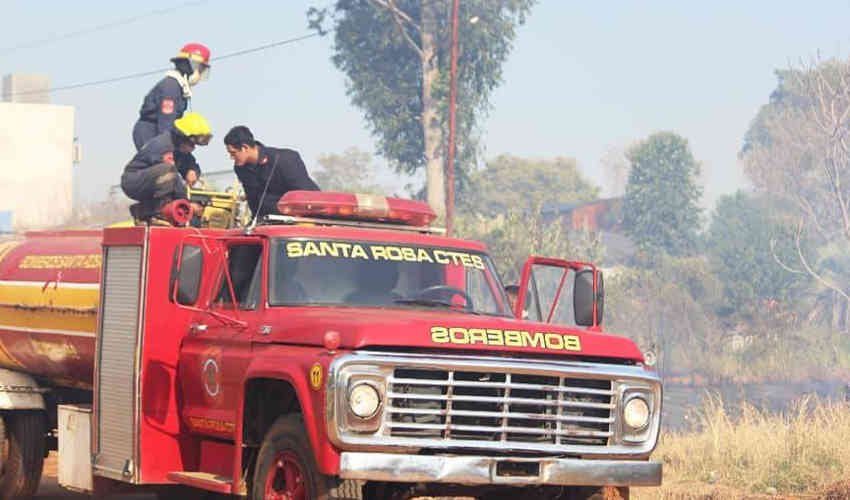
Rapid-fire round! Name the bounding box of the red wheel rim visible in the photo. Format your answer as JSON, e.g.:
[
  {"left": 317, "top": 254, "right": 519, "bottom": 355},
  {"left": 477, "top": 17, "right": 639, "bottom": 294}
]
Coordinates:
[{"left": 264, "top": 450, "right": 307, "bottom": 500}]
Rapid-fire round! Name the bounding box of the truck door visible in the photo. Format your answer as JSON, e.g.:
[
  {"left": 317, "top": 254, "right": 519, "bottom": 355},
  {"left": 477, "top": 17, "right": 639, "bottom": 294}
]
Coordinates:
[
  {"left": 177, "top": 238, "right": 265, "bottom": 439},
  {"left": 517, "top": 256, "right": 603, "bottom": 328}
]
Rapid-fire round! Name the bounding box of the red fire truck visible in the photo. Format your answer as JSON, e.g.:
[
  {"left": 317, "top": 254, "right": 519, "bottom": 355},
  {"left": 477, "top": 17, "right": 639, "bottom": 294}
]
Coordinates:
[{"left": 0, "top": 192, "right": 661, "bottom": 500}]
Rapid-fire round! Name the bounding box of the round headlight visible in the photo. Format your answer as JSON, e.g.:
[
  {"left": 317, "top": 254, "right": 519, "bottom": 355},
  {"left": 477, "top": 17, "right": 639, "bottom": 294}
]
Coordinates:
[
  {"left": 348, "top": 383, "right": 381, "bottom": 419},
  {"left": 624, "top": 397, "right": 650, "bottom": 430}
]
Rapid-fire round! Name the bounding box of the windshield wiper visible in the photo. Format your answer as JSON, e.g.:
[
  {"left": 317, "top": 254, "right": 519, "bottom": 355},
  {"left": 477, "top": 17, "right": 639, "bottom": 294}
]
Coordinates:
[{"left": 394, "top": 298, "right": 481, "bottom": 314}]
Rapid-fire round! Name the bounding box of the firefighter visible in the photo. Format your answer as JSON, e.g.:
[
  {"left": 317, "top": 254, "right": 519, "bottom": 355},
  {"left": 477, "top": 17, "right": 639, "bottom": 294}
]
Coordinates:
[
  {"left": 122, "top": 112, "right": 212, "bottom": 215},
  {"left": 223, "top": 125, "right": 320, "bottom": 221},
  {"left": 133, "top": 43, "right": 211, "bottom": 186}
]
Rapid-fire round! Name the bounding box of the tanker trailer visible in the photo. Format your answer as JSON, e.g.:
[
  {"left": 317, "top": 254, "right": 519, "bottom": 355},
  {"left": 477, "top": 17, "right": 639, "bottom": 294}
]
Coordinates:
[{"left": 0, "top": 230, "right": 101, "bottom": 499}]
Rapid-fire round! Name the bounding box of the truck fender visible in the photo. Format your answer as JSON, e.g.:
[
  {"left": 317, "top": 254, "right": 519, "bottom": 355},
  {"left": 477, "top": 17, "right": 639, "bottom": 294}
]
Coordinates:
[
  {"left": 0, "top": 368, "right": 46, "bottom": 410},
  {"left": 243, "top": 367, "right": 339, "bottom": 475}
]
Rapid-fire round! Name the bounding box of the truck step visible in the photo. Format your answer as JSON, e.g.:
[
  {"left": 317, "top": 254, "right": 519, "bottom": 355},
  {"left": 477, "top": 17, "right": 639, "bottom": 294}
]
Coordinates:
[{"left": 167, "top": 471, "right": 233, "bottom": 494}]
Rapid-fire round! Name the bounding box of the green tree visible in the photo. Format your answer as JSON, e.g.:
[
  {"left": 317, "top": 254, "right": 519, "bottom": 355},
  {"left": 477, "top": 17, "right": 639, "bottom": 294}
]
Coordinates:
[
  {"left": 706, "top": 191, "right": 804, "bottom": 317},
  {"left": 461, "top": 154, "right": 599, "bottom": 217},
  {"left": 622, "top": 132, "right": 703, "bottom": 257},
  {"left": 308, "top": 0, "right": 535, "bottom": 214}
]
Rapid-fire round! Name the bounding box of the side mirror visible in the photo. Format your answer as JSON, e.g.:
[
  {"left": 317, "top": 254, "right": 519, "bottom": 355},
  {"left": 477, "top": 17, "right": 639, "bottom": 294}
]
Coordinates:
[
  {"left": 170, "top": 245, "right": 204, "bottom": 305},
  {"left": 574, "top": 269, "right": 603, "bottom": 327}
]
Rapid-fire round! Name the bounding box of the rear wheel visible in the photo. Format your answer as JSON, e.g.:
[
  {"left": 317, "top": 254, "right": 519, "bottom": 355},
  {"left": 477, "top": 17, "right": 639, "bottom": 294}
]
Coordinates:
[
  {"left": 0, "top": 412, "right": 45, "bottom": 500},
  {"left": 251, "top": 414, "right": 361, "bottom": 500}
]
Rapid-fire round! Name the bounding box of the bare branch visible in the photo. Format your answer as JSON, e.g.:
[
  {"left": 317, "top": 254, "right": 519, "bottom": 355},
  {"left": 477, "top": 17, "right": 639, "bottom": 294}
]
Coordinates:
[
  {"left": 370, "top": 0, "right": 421, "bottom": 31},
  {"left": 368, "top": 0, "right": 424, "bottom": 58},
  {"left": 794, "top": 217, "right": 850, "bottom": 301},
  {"left": 770, "top": 237, "right": 806, "bottom": 274}
]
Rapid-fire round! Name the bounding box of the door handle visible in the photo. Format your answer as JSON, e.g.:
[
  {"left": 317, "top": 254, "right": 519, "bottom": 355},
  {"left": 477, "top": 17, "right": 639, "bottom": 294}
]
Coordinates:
[
  {"left": 189, "top": 323, "right": 208, "bottom": 335},
  {"left": 258, "top": 325, "right": 272, "bottom": 336}
]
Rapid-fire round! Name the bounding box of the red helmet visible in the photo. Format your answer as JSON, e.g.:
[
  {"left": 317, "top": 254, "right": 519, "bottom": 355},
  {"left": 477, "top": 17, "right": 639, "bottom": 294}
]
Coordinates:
[
  {"left": 171, "top": 43, "right": 211, "bottom": 84},
  {"left": 171, "top": 43, "right": 211, "bottom": 66}
]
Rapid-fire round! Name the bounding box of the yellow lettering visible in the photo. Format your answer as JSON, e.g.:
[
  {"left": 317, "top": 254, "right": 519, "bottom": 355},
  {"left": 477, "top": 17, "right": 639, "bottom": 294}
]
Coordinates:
[
  {"left": 417, "top": 248, "right": 434, "bottom": 263},
  {"left": 468, "top": 328, "right": 488, "bottom": 345},
  {"left": 431, "top": 327, "right": 450, "bottom": 343},
  {"left": 504, "top": 330, "right": 523, "bottom": 347},
  {"left": 522, "top": 331, "right": 545, "bottom": 348},
  {"left": 545, "top": 333, "right": 564, "bottom": 350},
  {"left": 351, "top": 245, "right": 369, "bottom": 259},
  {"left": 385, "top": 246, "right": 404, "bottom": 261},
  {"left": 401, "top": 247, "right": 417, "bottom": 262},
  {"left": 319, "top": 241, "right": 339, "bottom": 257},
  {"left": 336, "top": 242, "right": 352, "bottom": 257},
  {"left": 371, "top": 246, "right": 389, "bottom": 260},
  {"left": 18, "top": 254, "right": 102, "bottom": 269},
  {"left": 449, "top": 327, "right": 470, "bottom": 344},
  {"left": 303, "top": 241, "right": 321, "bottom": 257},
  {"left": 564, "top": 335, "right": 582, "bottom": 351},
  {"left": 459, "top": 253, "right": 473, "bottom": 267},
  {"left": 486, "top": 329, "right": 505, "bottom": 345},
  {"left": 433, "top": 250, "right": 450, "bottom": 265},
  {"left": 471, "top": 255, "right": 485, "bottom": 270}
]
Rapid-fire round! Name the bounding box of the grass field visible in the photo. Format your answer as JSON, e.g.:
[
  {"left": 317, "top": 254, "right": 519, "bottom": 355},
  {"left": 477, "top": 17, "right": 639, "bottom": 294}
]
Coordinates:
[{"left": 634, "top": 393, "right": 850, "bottom": 500}]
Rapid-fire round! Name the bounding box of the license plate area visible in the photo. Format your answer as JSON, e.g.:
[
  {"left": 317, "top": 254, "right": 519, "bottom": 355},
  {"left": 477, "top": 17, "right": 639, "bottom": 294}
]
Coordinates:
[{"left": 496, "top": 461, "right": 540, "bottom": 478}]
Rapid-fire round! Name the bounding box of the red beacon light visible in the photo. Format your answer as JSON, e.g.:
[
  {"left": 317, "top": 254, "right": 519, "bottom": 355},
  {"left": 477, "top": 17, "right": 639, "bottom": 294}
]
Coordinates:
[{"left": 277, "top": 191, "right": 437, "bottom": 227}]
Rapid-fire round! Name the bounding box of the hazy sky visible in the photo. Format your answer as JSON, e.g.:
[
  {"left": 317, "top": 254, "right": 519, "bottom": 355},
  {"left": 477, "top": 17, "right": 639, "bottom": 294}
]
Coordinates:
[{"left": 3, "top": 1, "right": 850, "bottom": 212}]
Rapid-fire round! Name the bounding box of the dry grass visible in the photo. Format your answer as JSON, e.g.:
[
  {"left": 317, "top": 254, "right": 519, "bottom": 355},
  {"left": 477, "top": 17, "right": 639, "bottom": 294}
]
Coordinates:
[{"left": 634, "top": 393, "right": 850, "bottom": 500}]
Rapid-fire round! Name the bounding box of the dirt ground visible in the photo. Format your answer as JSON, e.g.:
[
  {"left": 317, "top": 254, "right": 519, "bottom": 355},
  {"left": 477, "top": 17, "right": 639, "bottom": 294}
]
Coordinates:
[
  {"left": 36, "top": 453, "right": 850, "bottom": 500},
  {"left": 37, "top": 453, "right": 153, "bottom": 500}
]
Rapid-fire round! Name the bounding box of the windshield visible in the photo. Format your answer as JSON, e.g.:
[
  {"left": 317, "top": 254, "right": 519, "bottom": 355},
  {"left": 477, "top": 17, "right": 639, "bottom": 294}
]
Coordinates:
[{"left": 269, "top": 238, "right": 511, "bottom": 316}]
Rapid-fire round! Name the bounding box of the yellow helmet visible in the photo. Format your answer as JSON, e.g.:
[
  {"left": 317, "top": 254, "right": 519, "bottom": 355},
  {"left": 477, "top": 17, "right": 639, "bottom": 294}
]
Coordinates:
[{"left": 174, "top": 112, "right": 212, "bottom": 145}]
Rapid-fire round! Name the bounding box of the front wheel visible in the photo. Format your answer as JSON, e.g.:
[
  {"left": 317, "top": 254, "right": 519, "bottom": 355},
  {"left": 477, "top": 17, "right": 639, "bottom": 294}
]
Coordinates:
[
  {"left": 0, "top": 411, "right": 45, "bottom": 500},
  {"left": 252, "top": 414, "right": 361, "bottom": 500}
]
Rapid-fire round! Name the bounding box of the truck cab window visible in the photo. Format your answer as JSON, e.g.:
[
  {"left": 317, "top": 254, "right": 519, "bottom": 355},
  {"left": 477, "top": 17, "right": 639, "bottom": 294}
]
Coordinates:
[
  {"left": 169, "top": 244, "right": 203, "bottom": 305},
  {"left": 216, "top": 244, "right": 263, "bottom": 310}
]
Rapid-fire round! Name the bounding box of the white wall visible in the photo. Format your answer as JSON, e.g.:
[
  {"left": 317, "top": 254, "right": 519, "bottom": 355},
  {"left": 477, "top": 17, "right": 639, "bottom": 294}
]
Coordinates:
[{"left": 0, "top": 103, "right": 74, "bottom": 230}]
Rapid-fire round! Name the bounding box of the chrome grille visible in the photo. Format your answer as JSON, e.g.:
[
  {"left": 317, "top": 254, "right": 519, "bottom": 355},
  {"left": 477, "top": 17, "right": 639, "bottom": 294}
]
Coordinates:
[{"left": 386, "top": 368, "right": 614, "bottom": 446}]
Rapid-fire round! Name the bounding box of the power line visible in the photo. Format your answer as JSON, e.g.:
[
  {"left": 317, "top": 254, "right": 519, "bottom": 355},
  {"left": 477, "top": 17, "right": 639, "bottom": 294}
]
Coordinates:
[
  {"left": 8, "top": 33, "right": 321, "bottom": 97},
  {"left": 0, "top": 0, "right": 211, "bottom": 55}
]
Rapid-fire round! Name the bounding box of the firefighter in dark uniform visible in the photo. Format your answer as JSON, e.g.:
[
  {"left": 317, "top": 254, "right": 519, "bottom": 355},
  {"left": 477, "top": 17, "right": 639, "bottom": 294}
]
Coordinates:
[
  {"left": 223, "top": 125, "right": 320, "bottom": 221},
  {"left": 122, "top": 112, "right": 213, "bottom": 215},
  {"left": 133, "top": 43, "right": 211, "bottom": 186}
]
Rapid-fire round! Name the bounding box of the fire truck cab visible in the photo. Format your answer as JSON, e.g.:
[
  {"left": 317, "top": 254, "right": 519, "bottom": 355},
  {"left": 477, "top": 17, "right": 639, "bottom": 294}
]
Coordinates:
[{"left": 7, "top": 192, "right": 662, "bottom": 500}]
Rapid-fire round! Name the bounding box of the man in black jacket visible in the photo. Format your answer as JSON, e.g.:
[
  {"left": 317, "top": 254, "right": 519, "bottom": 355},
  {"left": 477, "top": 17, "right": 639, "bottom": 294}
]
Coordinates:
[{"left": 224, "top": 126, "right": 320, "bottom": 220}]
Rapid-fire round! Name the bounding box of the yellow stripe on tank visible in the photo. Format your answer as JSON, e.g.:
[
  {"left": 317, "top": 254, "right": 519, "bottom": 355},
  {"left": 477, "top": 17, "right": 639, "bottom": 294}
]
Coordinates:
[
  {"left": 0, "top": 305, "right": 97, "bottom": 336},
  {"left": 0, "top": 283, "right": 99, "bottom": 310}
]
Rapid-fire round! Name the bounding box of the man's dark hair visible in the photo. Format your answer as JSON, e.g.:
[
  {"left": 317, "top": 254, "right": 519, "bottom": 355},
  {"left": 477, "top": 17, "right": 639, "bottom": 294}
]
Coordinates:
[
  {"left": 224, "top": 126, "right": 256, "bottom": 148},
  {"left": 504, "top": 284, "right": 520, "bottom": 296}
]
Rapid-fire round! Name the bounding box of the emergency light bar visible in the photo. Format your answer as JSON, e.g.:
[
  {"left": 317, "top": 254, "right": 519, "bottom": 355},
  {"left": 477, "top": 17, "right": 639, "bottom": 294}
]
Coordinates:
[{"left": 277, "top": 191, "right": 437, "bottom": 227}]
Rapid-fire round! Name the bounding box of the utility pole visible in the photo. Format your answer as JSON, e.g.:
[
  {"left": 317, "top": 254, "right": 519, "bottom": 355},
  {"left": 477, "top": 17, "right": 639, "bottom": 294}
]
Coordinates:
[{"left": 446, "top": 0, "right": 459, "bottom": 236}]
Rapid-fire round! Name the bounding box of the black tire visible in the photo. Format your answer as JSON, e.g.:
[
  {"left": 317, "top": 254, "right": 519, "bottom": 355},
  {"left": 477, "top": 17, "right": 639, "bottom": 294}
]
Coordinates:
[
  {"left": 0, "top": 411, "right": 45, "bottom": 500},
  {"left": 251, "top": 414, "right": 361, "bottom": 500}
]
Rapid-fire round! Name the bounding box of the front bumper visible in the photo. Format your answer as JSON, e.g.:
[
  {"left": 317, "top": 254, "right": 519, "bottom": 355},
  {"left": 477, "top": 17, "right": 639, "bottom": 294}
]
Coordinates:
[{"left": 339, "top": 452, "right": 662, "bottom": 487}]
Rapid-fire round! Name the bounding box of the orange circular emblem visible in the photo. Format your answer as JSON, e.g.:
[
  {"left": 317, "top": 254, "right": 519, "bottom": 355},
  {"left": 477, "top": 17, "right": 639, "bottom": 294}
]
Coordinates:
[{"left": 309, "top": 363, "right": 323, "bottom": 391}]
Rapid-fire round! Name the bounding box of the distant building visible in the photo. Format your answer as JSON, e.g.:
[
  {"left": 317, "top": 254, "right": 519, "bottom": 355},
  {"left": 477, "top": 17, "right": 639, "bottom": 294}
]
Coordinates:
[
  {"left": 543, "top": 198, "right": 636, "bottom": 263},
  {"left": 2, "top": 73, "right": 49, "bottom": 104},
  {"left": 0, "top": 73, "right": 75, "bottom": 231}
]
